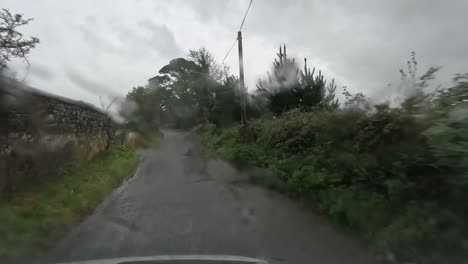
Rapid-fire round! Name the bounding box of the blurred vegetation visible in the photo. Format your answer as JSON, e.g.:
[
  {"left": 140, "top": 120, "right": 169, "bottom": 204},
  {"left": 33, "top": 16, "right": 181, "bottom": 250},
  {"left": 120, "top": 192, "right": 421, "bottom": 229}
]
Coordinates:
[
  {"left": 3, "top": 9, "right": 468, "bottom": 262},
  {"left": 257, "top": 45, "right": 339, "bottom": 114},
  {"left": 0, "top": 146, "right": 138, "bottom": 261},
  {"left": 194, "top": 50, "right": 468, "bottom": 263},
  {"left": 122, "top": 48, "right": 265, "bottom": 131},
  {"left": 124, "top": 44, "right": 468, "bottom": 262},
  {"left": 123, "top": 44, "right": 341, "bottom": 132}
]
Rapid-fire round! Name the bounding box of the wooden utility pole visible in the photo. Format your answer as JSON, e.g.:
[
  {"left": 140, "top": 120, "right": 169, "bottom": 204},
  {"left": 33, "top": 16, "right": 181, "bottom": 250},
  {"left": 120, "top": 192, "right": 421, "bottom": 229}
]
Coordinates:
[{"left": 237, "top": 31, "right": 247, "bottom": 124}]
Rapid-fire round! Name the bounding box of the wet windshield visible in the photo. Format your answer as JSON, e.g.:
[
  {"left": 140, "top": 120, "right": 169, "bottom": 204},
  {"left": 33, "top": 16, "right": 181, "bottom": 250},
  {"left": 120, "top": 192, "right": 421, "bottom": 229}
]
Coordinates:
[{"left": 1, "top": 1, "right": 468, "bottom": 264}]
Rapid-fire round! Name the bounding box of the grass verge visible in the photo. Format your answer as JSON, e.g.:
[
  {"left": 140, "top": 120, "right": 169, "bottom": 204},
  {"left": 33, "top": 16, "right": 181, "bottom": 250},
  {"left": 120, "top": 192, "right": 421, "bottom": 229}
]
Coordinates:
[{"left": 0, "top": 146, "right": 139, "bottom": 260}]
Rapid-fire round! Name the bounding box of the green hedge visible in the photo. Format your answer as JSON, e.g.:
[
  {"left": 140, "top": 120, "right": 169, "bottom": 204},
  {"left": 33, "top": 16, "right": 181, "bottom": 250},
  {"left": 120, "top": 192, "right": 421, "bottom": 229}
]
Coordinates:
[{"left": 196, "top": 108, "right": 468, "bottom": 263}]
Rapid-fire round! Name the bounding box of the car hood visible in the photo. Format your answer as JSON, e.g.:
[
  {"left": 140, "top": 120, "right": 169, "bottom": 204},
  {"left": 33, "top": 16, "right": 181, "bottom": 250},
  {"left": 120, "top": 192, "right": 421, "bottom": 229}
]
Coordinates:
[{"left": 57, "top": 255, "right": 268, "bottom": 264}]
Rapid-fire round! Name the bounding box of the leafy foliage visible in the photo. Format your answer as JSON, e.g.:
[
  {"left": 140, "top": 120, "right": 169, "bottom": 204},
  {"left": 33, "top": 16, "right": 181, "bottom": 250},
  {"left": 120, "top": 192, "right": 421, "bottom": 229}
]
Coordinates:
[
  {"left": 197, "top": 99, "right": 468, "bottom": 262},
  {"left": 127, "top": 48, "right": 263, "bottom": 129},
  {"left": 125, "top": 45, "right": 341, "bottom": 132}
]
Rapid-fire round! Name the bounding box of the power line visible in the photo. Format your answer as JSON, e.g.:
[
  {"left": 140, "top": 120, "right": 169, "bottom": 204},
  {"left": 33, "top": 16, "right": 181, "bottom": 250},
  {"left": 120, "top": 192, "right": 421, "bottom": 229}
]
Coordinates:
[
  {"left": 220, "top": 0, "right": 254, "bottom": 64},
  {"left": 239, "top": 0, "right": 253, "bottom": 31},
  {"left": 221, "top": 0, "right": 253, "bottom": 64},
  {"left": 221, "top": 37, "right": 238, "bottom": 64}
]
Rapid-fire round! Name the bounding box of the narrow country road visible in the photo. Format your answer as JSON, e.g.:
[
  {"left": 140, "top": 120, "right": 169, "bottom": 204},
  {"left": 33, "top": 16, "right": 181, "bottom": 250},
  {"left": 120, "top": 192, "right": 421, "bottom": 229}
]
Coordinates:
[{"left": 48, "top": 130, "right": 379, "bottom": 264}]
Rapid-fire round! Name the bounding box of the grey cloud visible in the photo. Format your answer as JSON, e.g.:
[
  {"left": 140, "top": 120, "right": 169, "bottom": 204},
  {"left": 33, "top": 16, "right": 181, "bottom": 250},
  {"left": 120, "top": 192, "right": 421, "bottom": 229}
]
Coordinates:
[
  {"left": 137, "top": 19, "right": 183, "bottom": 57},
  {"left": 5, "top": 0, "right": 468, "bottom": 107},
  {"left": 78, "top": 15, "right": 183, "bottom": 61},
  {"left": 178, "top": 0, "right": 241, "bottom": 26},
  {"left": 65, "top": 67, "right": 117, "bottom": 97},
  {"left": 29, "top": 63, "right": 54, "bottom": 80},
  {"left": 84, "top": 15, "right": 97, "bottom": 26},
  {"left": 105, "top": 18, "right": 182, "bottom": 59},
  {"left": 139, "top": 18, "right": 158, "bottom": 31},
  {"left": 188, "top": 0, "right": 468, "bottom": 99},
  {"left": 189, "top": 0, "right": 241, "bottom": 23},
  {"left": 78, "top": 16, "right": 122, "bottom": 55},
  {"left": 79, "top": 26, "right": 121, "bottom": 54}
]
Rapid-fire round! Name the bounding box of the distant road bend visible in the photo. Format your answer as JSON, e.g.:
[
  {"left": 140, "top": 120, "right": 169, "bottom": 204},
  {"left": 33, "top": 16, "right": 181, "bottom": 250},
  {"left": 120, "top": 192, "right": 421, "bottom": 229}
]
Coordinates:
[{"left": 49, "top": 130, "right": 379, "bottom": 264}]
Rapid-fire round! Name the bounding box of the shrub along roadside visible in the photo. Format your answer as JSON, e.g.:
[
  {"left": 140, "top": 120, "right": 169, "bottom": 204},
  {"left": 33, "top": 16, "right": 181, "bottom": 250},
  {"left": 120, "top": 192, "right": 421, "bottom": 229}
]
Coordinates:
[
  {"left": 195, "top": 108, "right": 468, "bottom": 264},
  {"left": 0, "top": 146, "right": 139, "bottom": 261}
]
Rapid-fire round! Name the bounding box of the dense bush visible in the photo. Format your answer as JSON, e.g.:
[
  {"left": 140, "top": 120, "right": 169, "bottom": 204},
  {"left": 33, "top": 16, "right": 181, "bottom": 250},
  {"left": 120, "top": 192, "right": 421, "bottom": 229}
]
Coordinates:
[{"left": 196, "top": 100, "right": 468, "bottom": 262}]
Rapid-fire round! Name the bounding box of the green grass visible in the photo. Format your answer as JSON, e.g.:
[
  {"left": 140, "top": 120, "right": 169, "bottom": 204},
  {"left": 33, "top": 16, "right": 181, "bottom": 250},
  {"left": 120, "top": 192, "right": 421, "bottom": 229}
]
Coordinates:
[{"left": 0, "top": 146, "right": 139, "bottom": 260}]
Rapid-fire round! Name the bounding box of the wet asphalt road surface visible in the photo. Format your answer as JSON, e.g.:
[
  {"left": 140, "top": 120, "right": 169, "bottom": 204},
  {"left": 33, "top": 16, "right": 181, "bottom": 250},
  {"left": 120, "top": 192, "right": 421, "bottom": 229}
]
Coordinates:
[{"left": 48, "top": 130, "right": 379, "bottom": 264}]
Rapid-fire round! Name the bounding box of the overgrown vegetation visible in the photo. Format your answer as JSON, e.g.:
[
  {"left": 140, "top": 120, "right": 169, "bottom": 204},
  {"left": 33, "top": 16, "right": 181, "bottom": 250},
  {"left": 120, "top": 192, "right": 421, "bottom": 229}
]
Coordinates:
[
  {"left": 121, "top": 48, "right": 266, "bottom": 131},
  {"left": 194, "top": 50, "right": 468, "bottom": 263},
  {"left": 122, "top": 44, "right": 468, "bottom": 262},
  {"left": 0, "top": 146, "right": 138, "bottom": 261}
]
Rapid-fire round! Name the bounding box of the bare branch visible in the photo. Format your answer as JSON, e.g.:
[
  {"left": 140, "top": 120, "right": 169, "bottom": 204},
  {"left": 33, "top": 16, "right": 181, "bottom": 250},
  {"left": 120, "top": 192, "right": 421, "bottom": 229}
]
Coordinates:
[
  {"left": 0, "top": 9, "right": 39, "bottom": 71},
  {"left": 99, "top": 96, "right": 118, "bottom": 112}
]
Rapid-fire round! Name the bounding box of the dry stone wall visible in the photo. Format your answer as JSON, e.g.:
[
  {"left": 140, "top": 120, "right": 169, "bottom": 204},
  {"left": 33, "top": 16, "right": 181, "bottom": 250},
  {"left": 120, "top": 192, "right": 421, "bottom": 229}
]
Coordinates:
[{"left": 0, "top": 79, "right": 117, "bottom": 198}]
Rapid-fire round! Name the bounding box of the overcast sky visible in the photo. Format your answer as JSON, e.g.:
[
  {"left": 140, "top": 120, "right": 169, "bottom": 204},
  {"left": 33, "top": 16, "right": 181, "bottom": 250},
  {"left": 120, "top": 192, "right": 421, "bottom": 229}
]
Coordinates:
[{"left": 4, "top": 0, "right": 468, "bottom": 107}]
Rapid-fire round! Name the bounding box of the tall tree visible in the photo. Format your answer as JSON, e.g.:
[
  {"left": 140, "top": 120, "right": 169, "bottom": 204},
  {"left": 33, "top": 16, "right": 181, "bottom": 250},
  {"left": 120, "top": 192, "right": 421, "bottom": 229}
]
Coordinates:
[
  {"left": 188, "top": 47, "right": 229, "bottom": 83},
  {"left": 148, "top": 49, "right": 231, "bottom": 127},
  {"left": 153, "top": 57, "right": 204, "bottom": 127},
  {"left": 257, "top": 45, "right": 301, "bottom": 115},
  {"left": 299, "top": 58, "right": 339, "bottom": 110},
  {"left": 257, "top": 44, "right": 339, "bottom": 115}
]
